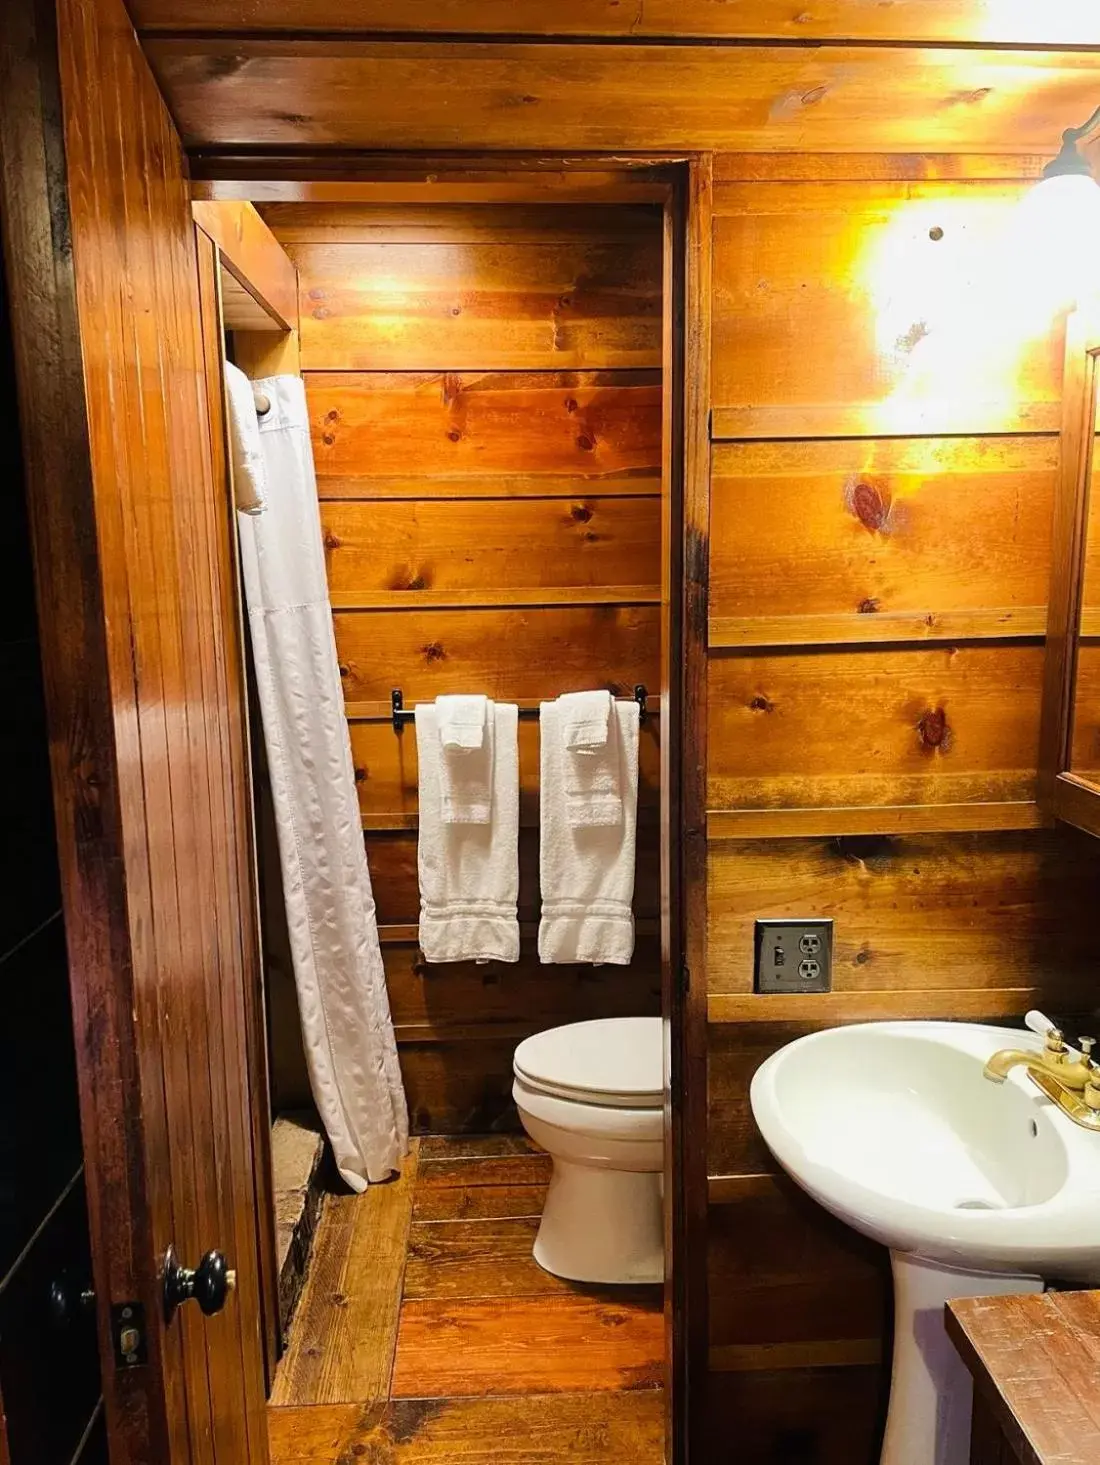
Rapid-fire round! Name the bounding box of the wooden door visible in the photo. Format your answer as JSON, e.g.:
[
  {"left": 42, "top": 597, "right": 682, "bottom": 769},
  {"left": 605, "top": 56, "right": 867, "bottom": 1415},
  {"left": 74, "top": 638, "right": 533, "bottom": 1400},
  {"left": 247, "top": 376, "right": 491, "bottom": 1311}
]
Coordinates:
[{"left": 0, "top": 1, "right": 269, "bottom": 1462}]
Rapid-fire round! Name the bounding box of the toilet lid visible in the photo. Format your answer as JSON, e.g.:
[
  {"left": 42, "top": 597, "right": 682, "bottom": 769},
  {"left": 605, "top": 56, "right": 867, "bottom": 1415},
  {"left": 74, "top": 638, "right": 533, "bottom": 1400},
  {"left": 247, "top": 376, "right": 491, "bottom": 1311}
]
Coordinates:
[{"left": 513, "top": 1017, "right": 663, "bottom": 1108}]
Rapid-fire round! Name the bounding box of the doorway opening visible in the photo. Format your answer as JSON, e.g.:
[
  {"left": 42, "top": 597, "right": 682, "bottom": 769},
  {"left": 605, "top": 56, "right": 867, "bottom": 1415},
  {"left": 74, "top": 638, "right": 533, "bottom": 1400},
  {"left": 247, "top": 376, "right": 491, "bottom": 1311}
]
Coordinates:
[{"left": 196, "top": 172, "right": 690, "bottom": 1461}]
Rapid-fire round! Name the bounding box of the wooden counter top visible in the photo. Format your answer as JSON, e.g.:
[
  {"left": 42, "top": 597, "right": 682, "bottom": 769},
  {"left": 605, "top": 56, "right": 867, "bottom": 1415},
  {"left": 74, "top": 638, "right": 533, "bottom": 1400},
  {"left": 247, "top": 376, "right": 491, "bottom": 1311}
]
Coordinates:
[{"left": 947, "top": 1290, "right": 1100, "bottom": 1465}]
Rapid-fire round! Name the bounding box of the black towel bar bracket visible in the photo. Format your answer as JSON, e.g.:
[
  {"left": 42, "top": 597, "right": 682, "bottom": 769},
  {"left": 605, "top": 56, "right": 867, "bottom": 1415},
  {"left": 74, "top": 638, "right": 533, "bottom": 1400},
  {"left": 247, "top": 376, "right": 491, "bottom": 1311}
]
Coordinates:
[{"left": 390, "top": 685, "right": 648, "bottom": 734}]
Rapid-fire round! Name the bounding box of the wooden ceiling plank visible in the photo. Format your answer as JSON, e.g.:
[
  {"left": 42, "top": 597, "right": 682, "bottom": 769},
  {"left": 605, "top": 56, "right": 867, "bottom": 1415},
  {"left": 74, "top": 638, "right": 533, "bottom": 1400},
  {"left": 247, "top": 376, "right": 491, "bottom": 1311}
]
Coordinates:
[
  {"left": 131, "top": 0, "right": 1100, "bottom": 47},
  {"left": 145, "top": 41, "right": 1100, "bottom": 154}
]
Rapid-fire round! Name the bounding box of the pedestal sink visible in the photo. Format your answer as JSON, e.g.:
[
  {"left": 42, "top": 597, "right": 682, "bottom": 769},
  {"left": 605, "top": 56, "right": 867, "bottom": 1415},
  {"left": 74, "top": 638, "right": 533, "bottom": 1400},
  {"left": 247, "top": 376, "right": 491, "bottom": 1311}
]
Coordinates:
[{"left": 750, "top": 1021, "right": 1100, "bottom": 1465}]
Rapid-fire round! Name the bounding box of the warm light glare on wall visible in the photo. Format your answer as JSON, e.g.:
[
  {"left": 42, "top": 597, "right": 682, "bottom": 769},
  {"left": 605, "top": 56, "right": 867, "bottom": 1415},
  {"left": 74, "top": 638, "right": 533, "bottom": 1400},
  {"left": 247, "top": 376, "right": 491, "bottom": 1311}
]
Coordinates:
[
  {"left": 861, "top": 192, "right": 1069, "bottom": 435},
  {"left": 979, "top": 0, "right": 1100, "bottom": 44}
]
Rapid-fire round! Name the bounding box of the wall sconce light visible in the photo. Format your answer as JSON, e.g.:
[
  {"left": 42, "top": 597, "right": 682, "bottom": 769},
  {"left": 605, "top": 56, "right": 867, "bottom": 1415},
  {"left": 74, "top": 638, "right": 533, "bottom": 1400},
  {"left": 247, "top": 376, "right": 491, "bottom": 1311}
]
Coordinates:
[{"left": 1030, "top": 103, "right": 1100, "bottom": 305}]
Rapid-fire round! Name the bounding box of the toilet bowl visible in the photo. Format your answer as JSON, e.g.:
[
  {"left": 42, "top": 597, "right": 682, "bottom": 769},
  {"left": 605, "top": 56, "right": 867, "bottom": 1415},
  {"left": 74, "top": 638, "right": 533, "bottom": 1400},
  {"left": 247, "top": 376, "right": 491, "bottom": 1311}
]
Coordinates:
[{"left": 512, "top": 1016, "right": 664, "bottom": 1285}]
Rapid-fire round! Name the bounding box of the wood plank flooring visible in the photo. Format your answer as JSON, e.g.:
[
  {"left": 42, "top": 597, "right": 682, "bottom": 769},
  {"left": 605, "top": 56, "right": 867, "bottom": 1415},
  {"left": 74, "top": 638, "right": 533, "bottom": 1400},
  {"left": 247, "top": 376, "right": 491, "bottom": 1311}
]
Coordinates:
[{"left": 267, "top": 1136, "right": 664, "bottom": 1463}]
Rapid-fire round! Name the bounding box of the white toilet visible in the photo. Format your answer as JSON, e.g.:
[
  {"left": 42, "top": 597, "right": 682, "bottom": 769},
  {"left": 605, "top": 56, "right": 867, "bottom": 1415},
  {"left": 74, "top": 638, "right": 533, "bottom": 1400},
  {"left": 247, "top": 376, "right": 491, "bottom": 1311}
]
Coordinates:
[{"left": 512, "top": 1015, "right": 664, "bottom": 1285}]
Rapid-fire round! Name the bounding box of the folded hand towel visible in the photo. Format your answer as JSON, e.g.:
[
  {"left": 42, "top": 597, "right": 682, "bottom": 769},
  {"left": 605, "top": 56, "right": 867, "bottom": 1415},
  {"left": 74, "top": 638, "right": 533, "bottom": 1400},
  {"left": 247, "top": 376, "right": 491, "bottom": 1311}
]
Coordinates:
[
  {"left": 539, "top": 698, "right": 639, "bottom": 965},
  {"left": 224, "top": 360, "right": 268, "bottom": 515},
  {"left": 437, "top": 694, "right": 487, "bottom": 752},
  {"left": 416, "top": 702, "right": 520, "bottom": 964},
  {"left": 560, "top": 691, "right": 622, "bottom": 828},
  {"left": 559, "top": 689, "right": 612, "bottom": 751},
  {"left": 433, "top": 694, "right": 491, "bottom": 824}
]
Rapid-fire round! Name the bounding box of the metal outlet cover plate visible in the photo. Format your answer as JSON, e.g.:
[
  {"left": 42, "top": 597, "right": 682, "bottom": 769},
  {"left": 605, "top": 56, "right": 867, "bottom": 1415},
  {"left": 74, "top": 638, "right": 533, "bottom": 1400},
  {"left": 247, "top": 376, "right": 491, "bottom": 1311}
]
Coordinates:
[{"left": 754, "top": 918, "right": 834, "bottom": 994}]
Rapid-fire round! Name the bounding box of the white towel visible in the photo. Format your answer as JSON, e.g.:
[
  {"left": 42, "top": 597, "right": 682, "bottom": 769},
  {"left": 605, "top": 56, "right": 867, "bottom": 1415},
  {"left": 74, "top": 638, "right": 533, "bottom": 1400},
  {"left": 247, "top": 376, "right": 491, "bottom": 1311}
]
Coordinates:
[
  {"left": 434, "top": 695, "right": 491, "bottom": 824},
  {"left": 437, "top": 694, "right": 487, "bottom": 752},
  {"left": 223, "top": 360, "right": 268, "bottom": 514},
  {"left": 559, "top": 690, "right": 623, "bottom": 828},
  {"left": 416, "top": 702, "right": 520, "bottom": 963},
  {"left": 559, "top": 689, "right": 612, "bottom": 751},
  {"left": 539, "top": 698, "right": 639, "bottom": 965}
]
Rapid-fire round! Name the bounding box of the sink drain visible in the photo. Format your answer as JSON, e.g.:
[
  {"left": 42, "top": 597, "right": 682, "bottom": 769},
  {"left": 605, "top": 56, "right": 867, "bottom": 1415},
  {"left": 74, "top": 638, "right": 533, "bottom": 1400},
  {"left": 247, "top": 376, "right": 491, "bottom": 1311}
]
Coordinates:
[{"left": 954, "top": 1198, "right": 1000, "bottom": 1210}]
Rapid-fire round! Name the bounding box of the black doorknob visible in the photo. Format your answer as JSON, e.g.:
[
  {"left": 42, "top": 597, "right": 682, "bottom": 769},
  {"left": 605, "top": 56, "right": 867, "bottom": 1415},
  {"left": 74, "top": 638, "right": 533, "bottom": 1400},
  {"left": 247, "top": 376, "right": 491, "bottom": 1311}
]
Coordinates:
[
  {"left": 48, "top": 1271, "right": 96, "bottom": 1329},
  {"left": 163, "top": 1245, "right": 237, "bottom": 1321}
]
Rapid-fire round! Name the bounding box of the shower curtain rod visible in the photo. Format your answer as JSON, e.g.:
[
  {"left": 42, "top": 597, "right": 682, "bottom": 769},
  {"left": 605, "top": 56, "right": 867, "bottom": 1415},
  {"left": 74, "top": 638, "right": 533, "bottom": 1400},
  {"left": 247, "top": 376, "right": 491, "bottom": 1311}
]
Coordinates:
[{"left": 390, "top": 685, "right": 650, "bottom": 733}]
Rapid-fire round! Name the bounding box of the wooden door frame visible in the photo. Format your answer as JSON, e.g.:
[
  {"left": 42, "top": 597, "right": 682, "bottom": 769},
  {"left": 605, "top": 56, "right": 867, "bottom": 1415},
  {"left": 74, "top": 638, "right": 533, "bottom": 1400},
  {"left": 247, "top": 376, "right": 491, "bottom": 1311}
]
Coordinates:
[{"left": 198, "top": 153, "right": 712, "bottom": 1462}]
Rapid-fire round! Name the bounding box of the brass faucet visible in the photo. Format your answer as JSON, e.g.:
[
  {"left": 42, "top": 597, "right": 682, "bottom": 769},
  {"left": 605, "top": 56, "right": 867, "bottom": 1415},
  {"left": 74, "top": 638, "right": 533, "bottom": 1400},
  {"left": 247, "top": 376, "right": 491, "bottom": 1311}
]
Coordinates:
[{"left": 983, "top": 1028, "right": 1100, "bottom": 1131}]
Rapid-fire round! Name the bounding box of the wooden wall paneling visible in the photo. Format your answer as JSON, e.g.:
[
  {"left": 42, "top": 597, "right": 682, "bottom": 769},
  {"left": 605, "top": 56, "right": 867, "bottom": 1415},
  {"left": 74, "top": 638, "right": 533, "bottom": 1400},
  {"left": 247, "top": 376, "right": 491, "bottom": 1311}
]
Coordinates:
[
  {"left": 383, "top": 943, "right": 661, "bottom": 1035},
  {"left": 308, "top": 369, "right": 662, "bottom": 498},
  {"left": 704, "top": 1364, "right": 886, "bottom": 1465},
  {"left": 707, "top": 1178, "right": 889, "bottom": 1357},
  {"left": 320, "top": 495, "right": 662, "bottom": 604},
  {"left": 191, "top": 200, "right": 298, "bottom": 330},
  {"left": 0, "top": 0, "right": 269, "bottom": 1457},
  {"left": 232, "top": 327, "right": 300, "bottom": 378},
  {"left": 348, "top": 714, "right": 660, "bottom": 829},
  {"left": 709, "top": 437, "right": 1058, "bottom": 647},
  {"left": 335, "top": 604, "right": 661, "bottom": 704},
  {"left": 128, "top": 0, "right": 1100, "bottom": 44},
  {"left": 196, "top": 171, "right": 677, "bottom": 205},
  {"left": 707, "top": 644, "right": 1044, "bottom": 813},
  {"left": 710, "top": 181, "right": 1068, "bottom": 440},
  {"left": 706, "top": 830, "right": 1100, "bottom": 1004},
  {"left": 141, "top": 41, "right": 1100, "bottom": 155},
  {"left": 290, "top": 233, "right": 662, "bottom": 370},
  {"left": 261, "top": 203, "right": 664, "bottom": 244},
  {"left": 260, "top": 198, "right": 667, "bottom": 1146}
]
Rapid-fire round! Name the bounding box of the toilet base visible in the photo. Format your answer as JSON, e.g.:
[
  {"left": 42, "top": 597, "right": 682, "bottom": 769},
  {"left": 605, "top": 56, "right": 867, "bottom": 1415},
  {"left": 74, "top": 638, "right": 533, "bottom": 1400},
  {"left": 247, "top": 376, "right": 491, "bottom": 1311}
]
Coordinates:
[
  {"left": 880, "top": 1253, "right": 1042, "bottom": 1465},
  {"left": 533, "top": 1157, "right": 664, "bottom": 1285}
]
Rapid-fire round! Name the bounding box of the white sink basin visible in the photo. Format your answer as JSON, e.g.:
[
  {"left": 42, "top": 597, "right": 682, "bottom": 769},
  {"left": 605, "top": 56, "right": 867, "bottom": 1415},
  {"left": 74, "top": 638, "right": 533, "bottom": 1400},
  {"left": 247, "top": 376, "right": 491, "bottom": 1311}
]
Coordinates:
[
  {"left": 751, "top": 1020, "right": 1100, "bottom": 1278},
  {"left": 749, "top": 1021, "right": 1100, "bottom": 1465}
]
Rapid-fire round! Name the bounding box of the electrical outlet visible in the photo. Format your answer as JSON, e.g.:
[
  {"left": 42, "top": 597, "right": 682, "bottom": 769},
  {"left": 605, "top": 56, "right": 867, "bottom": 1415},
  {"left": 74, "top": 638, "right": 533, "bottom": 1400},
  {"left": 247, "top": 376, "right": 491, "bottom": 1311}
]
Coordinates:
[{"left": 754, "top": 919, "right": 833, "bottom": 994}]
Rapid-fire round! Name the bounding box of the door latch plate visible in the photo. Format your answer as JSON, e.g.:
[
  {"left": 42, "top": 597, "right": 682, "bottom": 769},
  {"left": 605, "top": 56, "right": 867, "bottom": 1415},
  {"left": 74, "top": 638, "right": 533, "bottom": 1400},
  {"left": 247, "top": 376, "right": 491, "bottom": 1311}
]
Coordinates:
[{"left": 112, "top": 1302, "right": 148, "bottom": 1368}]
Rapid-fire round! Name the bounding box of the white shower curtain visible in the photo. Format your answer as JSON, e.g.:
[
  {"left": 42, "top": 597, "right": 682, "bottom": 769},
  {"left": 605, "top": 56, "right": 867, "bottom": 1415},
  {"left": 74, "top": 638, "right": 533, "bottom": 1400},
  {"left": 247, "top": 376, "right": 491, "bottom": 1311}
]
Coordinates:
[{"left": 237, "top": 374, "right": 408, "bottom": 1190}]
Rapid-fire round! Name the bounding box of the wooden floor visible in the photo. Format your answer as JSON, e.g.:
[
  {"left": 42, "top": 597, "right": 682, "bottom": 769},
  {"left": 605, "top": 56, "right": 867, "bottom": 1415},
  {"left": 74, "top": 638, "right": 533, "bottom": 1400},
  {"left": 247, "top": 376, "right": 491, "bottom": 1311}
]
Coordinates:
[{"left": 267, "top": 1136, "right": 665, "bottom": 1463}]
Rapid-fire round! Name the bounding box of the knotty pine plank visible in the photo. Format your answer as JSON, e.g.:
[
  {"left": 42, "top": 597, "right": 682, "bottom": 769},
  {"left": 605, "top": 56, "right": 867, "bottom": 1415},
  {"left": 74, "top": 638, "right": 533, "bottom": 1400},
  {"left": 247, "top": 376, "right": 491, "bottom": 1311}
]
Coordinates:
[
  {"left": 321, "top": 496, "right": 661, "bottom": 603},
  {"left": 704, "top": 1365, "right": 884, "bottom": 1465},
  {"left": 306, "top": 370, "right": 661, "bottom": 495},
  {"left": 270, "top": 1143, "right": 418, "bottom": 1408},
  {"left": 143, "top": 41, "right": 1100, "bottom": 156},
  {"left": 267, "top": 1392, "right": 664, "bottom": 1465},
  {"left": 707, "top": 1177, "right": 889, "bottom": 1353},
  {"left": 399, "top": 1038, "right": 523, "bottom": 1136},
  {"left": 707, "top": 643, "right": 1044, "bottom": 813},
  {"left": 130, "top": 0, "right": 1100, "bottom": 43},
  {"left": 334, "top": 604, "right": 660, "bottom": 704},
  {"left": 709, "top": 436, "right": 1057, "bottom": 638},
  {"left": 290, "top": 236, "right": 662, "bottom": 371},
  {"left": 262, "top": 202, "right": 662, "bottom": 246},
  {"left": 390, "top": 1294, "right": 663, "bottom": 1398},
  {"left": 382, "top": 942, "right": 660, "bottom": 1032},
  {"left": 706, "top": 829, "right": 1100, "bottom": 999}
]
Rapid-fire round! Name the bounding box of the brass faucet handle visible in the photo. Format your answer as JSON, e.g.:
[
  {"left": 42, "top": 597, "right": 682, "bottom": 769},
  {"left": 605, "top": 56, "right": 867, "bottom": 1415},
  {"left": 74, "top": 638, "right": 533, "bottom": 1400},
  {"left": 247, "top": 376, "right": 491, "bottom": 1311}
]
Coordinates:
[{"left": 1045, "top": 1028, "right": 1067, "bottom": 1055}]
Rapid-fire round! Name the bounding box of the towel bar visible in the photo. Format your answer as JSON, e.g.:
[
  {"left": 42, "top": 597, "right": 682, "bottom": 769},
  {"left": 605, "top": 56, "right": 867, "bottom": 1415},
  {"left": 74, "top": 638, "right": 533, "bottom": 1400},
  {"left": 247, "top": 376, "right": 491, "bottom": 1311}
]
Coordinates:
[{"left": 390, "top": 685, "right": 649, "bottom": 733}]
